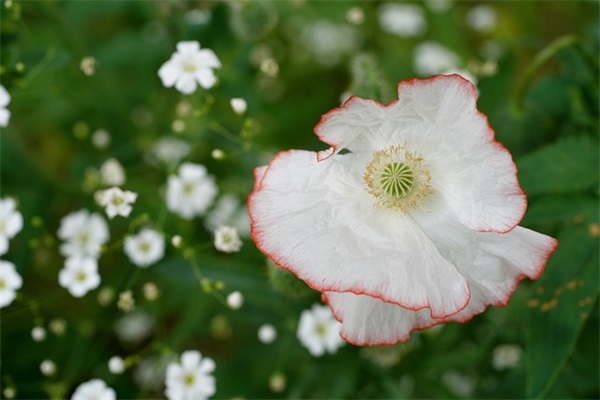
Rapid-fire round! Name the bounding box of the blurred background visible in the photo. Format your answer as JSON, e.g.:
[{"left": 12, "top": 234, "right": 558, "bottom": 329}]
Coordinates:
[{"left": 0, "top": 0, "right": 598, "bottom": 399}]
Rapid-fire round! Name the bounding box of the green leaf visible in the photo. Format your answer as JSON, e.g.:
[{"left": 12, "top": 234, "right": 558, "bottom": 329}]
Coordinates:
[
  {"left": 517, "top": 136, "right": 599, "bottom": 195},
  {"left": 526, "top": 221, "right": 599, "bottom": 398}
]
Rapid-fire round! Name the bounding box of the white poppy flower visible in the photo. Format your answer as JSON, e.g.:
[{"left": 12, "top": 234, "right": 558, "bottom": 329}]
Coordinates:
[
  {"left": 58, "top": 256, "right": 101, "bottom": 298},
  {"left": 165, "top": 350, "right": 216, "bottom": 400},
  {"left": 413, "top": 41, "right": 460, "bottom": 76},
  {"left": 378, "top": 3, "right": 427, "bottom": 37},
  {"left": 57, "top": 210, "right": 109, "bottom": 259},
  {"left": 214, "top": 225, "right": 242, "bottom": 253},
  {"left": 71, "top": 379, "right": 116, "bottom": 400},
  {"left": 124, "top": 228, "right": 165, "bottom": 267},
  {"left": 166, "top": 163, "right": 218, "bottom": 220},
  {"left": 158, "top": 41, "right": 221, "bottom": 94},
  {"left": 297, "top": 304, "right": 345, "bottom": 357},
  {"left": 96, "top": 187, "right": 137, "bottom": 219},
  {"left": 0, "top": 260, "right": 22, "bottom": 308},
  {"left": 249, "top": 75, "right": 558, "bottom": 346},
  {"left": 0, "top": 85, "right": 11, "bottom": 127},
  {"left": 0, "top": 197, "right": 23, "bottom": 255}
]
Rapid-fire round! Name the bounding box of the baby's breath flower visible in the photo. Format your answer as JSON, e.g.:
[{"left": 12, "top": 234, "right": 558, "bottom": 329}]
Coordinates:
[
  {"left": 40, "top": 359, "right": 56, "bottom": 376},
  {"left": 260, "top": 58, "right": 279, "bottom": 77},
  {"left": 31, "top": 326, "right": 46, "bottom": 342},
  {"left": 96, "top": 187, "right": 137, "bottom": 219},
  {"left": 118, "top": 290, "right": 135, "bottom": 312},
  {"left": 108, "top": 356, "right": 126, "bottom": 374},
  {"left": 205, "top": 195, "right": 251, "bottom": 238},
  {"left": 492, "top": 344, "right": 522, "bottom": 370},
  {"left": 211, "top": 149, "right": 225, "bottom": 160},
  {"left": 171, "top": 235, "right": 183, "bottom": 248},
  {"left": 57, "top": 210, "right": 109, "bottom": 259},
  {"left": 413, "top": 41, "right": 460, "bottom": 76},
  {"left": 0, "top": 84, "right": 11, "bottom": 127},
  {"left": 58, "top": 256, "right": 101, "bottom": 298},
  {"left": 158, "top": 41, "right": 221, "bottom": 94},
  {"left": 172, "top": 119, "right": 186, "bottom": 133},
  {"left": 0, "top": 260, "right": 22, "bottom": 308},
  {"left": 378, "top": 3, "right": 426, "bottom": 37},
  {"left": 115, "top": 311, "right": 155, "bottom": 344},
  {"left": 142, "top": 282, "right": 160, "bottom": 301},
  {"left": 80, "top": 56, "right": 97, "bottom": 76},
  {"left": 214, "top": 225, "right": 242, "bottom": 253},
  {"left": 257, "top": 324, "right": 277, "bottom": 344},
  {"left": 0, "top": 197, "right": 23, "bottom": 255},
  {"left": 346, "top": 6, "right": 365, "bottom": 25},
  {"left": 269, "top": 372, "right": 286, "bottom": 393},
  {"left": 124, "top": 228, "right": 165, "bottom": 267},
  {"left": 226, "top": 291, "right": 243, "bottom": 310},
  {"left": 71, "top": 379, "right": 116, "bottom": 400},
  {"left": 297, "top": 305, "right": 344, "bottom": 357},
  {"left": 49, "top": 318, "right": 67, "bottom": 335},
  {"left": 148, "top": 137, "right": 191, "bottom": 167},
  {"left": 230, "top": 98, "right": 247, "bottom": 114},
  {"left": 91, "top": 128, "right": 111, "bottom": 149},
  {"left": 99, "top": 159, "right": 126, "bottom": 186},
  {"left": 166, "top": 163, "right": 218, "bottom": 220},
  {"left": 466, "top": 4, "right": 497, "bottom": 33},
  {"left": 165, "top": 350, "right": 216, "bottom": 400}
]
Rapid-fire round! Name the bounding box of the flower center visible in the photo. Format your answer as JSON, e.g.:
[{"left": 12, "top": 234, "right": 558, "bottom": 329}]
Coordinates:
[
  {"left": 364, "top": 145, "right": 432, "bottom": 212},
  {"left": 315, "top": 323, "right": 327, "bottom": 337},
  {"left": 183, "top": 373, "right": 196, "bottom": 386},
  {"left": 183, "top": 62, "right": 197, "bottom": 73},
  {"left": 183, "top": 183, "right": 195, "bottom": 195},
  {"left": 138, "top": 241, "right": 151, "bottom": 254},
  {"left": 0, "top": 278, "right": 5, "bottom": 289},
  {"left": 76, "top": 271, "right": 87, "bottom": 282}
]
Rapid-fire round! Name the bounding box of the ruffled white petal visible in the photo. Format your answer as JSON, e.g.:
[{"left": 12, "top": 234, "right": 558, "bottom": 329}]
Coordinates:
[
  {"left": 250, "top": 150, "right": 470, "bottom": 318},
  {"left": 324, "top": 217, "right": 557, "bottom": 345}
]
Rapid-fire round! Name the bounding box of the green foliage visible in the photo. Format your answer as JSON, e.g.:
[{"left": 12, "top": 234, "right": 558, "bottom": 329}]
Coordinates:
[{"left": 0, "top": 1, "right": 598, "bottom": 399}]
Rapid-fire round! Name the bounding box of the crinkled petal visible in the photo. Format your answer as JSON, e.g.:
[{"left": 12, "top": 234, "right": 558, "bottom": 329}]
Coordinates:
[
  {"left": 250, "top": 150, "right": 470, "bottom": 318},
  {"left": 324, "top": 218, "right": 557, "bottom": 345}
]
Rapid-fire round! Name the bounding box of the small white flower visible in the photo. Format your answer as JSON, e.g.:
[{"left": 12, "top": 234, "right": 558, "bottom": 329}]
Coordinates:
[
  {"left": 96, "top": 187, "right": 137, "bottom": 219},
  {"left": 165, "top": 350, "right": 216, "bottom": 400},
  {"left": 58, "top": 256, "right": 101, "bottom": 298},
  {"left": 297, "top": 304, "right": 345, "bottom": 357},
  {"left": 149, "top": 137, "right": 191, "bottom": 167},
  {"left": 108, "top": 356, "right": 126, "bottom": 374},
  {"left": 424, "top": 0, "right": 454, "bottom": 13},
  {"left": 100, "top": 158, "right": 126, "bottom": 186},
  {"left": 57, "top": 210, "right": 109, "bottom": 259},
  {"left": 40, "top": 359, "right": 57, "bottom": 376},
  {"left": 269, "top": 372, "right": 286, "bottom": 393},
  {"left": 346, "top": 6, "right": 365, "bottom": 25},
  {"left": 205, "top": 195, "right": 251, "bottom": 238},
  {"left": 226, "top": 291, "right": 244, "bottom": 309},
  {"left": 91, "top": 128, "right": 111, "bottom": 149},
  {"left": 230, "top": 98, "right": 247, "bottom": 114},
  {"left": 143, "top": 282, "right": 160, "bottom": 301},
  {"left": 185, "top": 9, "right": 212, "bottom": 26},
  {"left": 166, "top": 163, "right": 218, "bottom": 220},
  {"left": 378, "top": 3, "right": 426, "bottom": 37},
  {"left": 0, "top": 260, "right": 22, "bottom": 308},
  {"left": 214, "top": 225, "right": 242, "bottom": 253},
  {"left": 302, "top": 21, "right": 359, "bottom": 67},
  {"left": 442, "top": 370, "right": 475, "bottom": 398},
  {"left": 158, "top": 41, "right": 221, "bottom": 94},
  {"left": 492, "top": 344, "right": 522, "bottom": 370},
  {"left": 124, "top": 228, "right": 165, "bottom": 267},
  {"left": 413, "top": 41, "right": 460, "bottom": 76},
  {"left": 117, "top": 290, "right": 135, "bottom": 312},
  {"left": 466, "top": 4, "right": 497, "bottom": 33},
  {"left": 114, "top": 311, "right": 155, "bottom": 344},
  {"left": 0, "top": 198, "right": 23, "bottom": 255},
  {"left": 80, "top": 56, "right": 97, "bottom": 76},
  {"left": 0, "top": 84, "right": 11, "bottom": 127},
  {"left": 258, "top": 324, "right": 277, "bottom": 344},
  {"left": 31, "top": 326, "right": 46, "bottom": 342},
  {"left": 71, "top": 379, "right": 116, "bottom": 400}
]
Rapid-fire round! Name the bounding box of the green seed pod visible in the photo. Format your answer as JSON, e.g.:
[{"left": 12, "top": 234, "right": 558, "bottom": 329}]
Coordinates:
[{"left": 266, "top": 259, "right": 314, "bottom": 300}]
